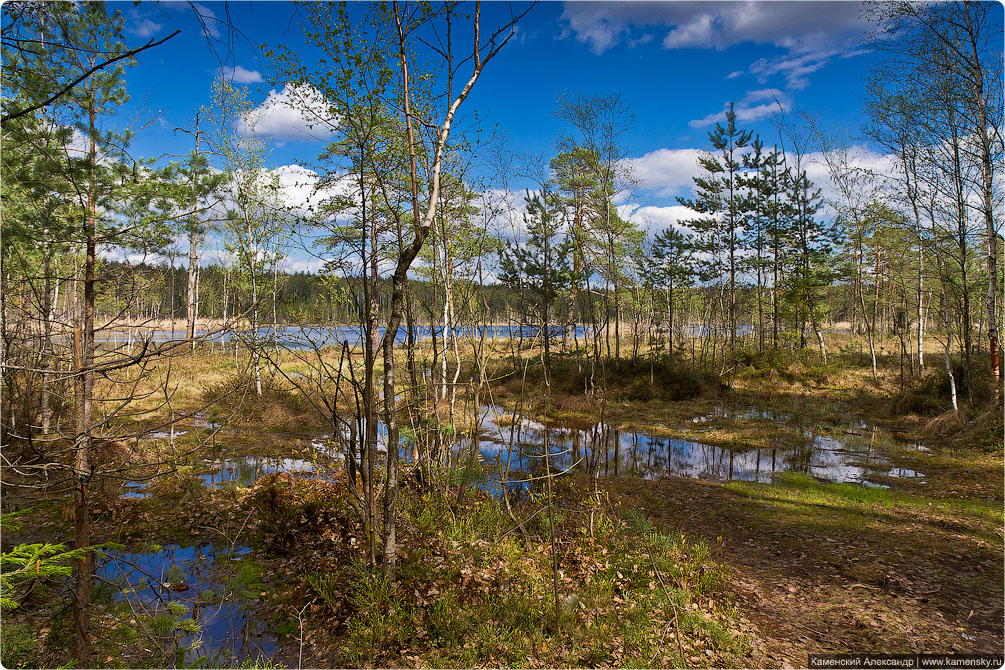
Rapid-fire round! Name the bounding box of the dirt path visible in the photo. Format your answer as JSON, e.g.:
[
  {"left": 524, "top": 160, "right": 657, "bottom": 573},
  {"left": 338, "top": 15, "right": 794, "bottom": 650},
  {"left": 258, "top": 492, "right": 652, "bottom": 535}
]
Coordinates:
[{"left": 604, "top": 475, "right": 1003, "bottom": 667}]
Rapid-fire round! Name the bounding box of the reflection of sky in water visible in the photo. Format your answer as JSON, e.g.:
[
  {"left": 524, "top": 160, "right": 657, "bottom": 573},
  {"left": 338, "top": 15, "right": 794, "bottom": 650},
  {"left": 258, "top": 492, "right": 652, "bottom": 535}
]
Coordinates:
[
  {"left": 200, "top": 457, "right": 314, "bottom": 487},
  {"left": 121, "top": 481, "right": 150, "bottom": 499},
  {"left": 144, "top": 430, "right": 188, "bottom": 440},
  {"left": 124, "top": 404, "right": 926, "bottom": 500},
  {"left": 97, "top": 544, "right": 272, "bottom": 666},
  {"left": 457, "top": 405, "right": 925, "bottom": 494}
]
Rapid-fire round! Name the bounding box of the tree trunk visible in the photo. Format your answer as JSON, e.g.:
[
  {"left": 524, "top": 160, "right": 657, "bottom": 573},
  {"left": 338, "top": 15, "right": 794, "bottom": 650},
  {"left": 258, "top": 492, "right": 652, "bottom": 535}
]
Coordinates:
[
  {"left": 186, "top": 119, "right": 202, "bottom": 350},
  {"left": 41, "top": 240, "right": 53, "bottom": 433},
  {"left": 73, "top": 97, "right": 100, "bottom": 668}
]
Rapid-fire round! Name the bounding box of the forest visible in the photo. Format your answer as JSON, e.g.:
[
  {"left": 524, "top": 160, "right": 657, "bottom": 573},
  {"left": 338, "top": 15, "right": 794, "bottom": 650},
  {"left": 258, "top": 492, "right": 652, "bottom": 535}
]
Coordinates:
[{"left": 1, "top": 1, "right": 1002, "bottom": 668}]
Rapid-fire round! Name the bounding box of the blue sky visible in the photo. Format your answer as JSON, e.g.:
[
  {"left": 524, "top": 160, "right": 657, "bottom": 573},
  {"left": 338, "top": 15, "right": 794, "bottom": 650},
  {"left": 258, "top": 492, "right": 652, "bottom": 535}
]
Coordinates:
[
  {"left": 94, "top": 0, "right": 997, "bottom": 271},
  {"left": 123, "top": 1, "right": 878, "bottom": 161}
]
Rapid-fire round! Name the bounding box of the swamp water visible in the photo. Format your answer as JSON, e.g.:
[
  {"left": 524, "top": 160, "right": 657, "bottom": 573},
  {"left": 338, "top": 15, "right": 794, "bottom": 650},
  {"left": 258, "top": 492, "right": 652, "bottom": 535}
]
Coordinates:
[
  {"left": 456, "top": 404, "right": 927, "bottom": 497},
  {"left": 112, "top": 403, "right": 926, "bottom": 666},
  {"left": 96, "top": 544, "right": 273, "bottom": 666},
  {"left": 125, "top": 404, "right": 926, "bottom": 499}
]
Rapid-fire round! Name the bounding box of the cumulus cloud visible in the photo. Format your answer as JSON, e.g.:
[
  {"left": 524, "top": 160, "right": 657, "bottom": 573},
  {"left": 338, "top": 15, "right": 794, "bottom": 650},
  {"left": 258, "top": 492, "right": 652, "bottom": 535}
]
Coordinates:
[
  {"left": 268, "top": 163, "right": 356, "bottom": 217},
  {"left": 240, "top": 84, "right": 336, "bottom": 143},
  {"left": 799, "top": 147, "right": 897, "bottom": 212},
  {"left": 278, "top": 256, "right": 329, "bottom": 274},
  {"left": 626, "top": 148, "right": 703, "bottom": 198},
  {"left": 619, "top": 202, "right": 701, "bottom": 237},
  {"left": 480, "top": 187, "right": 539, "bottom": 241},
  {"left": 221, "top": 65, "right": 265, "bottom": 84},
  {"left": 623, "top": 142, "right": 897, "bottom": 227}
]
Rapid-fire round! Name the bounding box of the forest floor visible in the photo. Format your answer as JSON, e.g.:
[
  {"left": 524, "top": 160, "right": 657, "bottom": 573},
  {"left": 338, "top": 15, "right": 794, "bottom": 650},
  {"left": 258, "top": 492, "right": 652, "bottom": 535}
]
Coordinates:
[
  {"left": 482, "top": 340, "right": 1004, "bottom": 666},
  {"left": 602, "top": 472, "right": 1002, "bottom": 666},
  {"left": 4, "top": 338, "right": 1003, "bottom": 668}
]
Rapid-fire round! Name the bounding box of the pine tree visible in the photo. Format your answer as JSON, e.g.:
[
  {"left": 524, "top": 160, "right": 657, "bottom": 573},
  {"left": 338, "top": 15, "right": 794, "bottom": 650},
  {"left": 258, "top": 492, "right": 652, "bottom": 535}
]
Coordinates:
[
  {"left": 678, "top": 102, "right": 753, "bottom": 356},
  {"left": 16, "top": 5, "right": 165, "bottom": 664},
  {"left": 500, "top": 190, "right": 574, "bottom": 378},
  {"left": 740, "top": 137, "right": 768, "bottom": 351},
  {"left": 763, "top": 145, "right": 794, "bottom": 349},
  {"left": 650, "top": 227, "right": 696, "bottom": 357},
  {"left": 784, "top": 167, "right": 836, "bottom": 360}
]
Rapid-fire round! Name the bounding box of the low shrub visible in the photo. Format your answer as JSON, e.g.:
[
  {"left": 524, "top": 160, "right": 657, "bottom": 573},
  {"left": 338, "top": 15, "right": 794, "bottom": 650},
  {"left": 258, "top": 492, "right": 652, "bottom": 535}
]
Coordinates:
[{"left": 246, "top": 473, "right": 358, "bottom": 554}]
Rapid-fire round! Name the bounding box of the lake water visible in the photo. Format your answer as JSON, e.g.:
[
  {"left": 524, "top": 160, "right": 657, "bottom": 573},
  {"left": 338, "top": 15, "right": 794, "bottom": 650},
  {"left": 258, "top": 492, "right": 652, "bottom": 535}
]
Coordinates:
[
  {"left": 109, "top": 401, "right": 926, "bottom": 666},
  {"left": 95, "top": 324, "right": 593, "bottom": 350}
]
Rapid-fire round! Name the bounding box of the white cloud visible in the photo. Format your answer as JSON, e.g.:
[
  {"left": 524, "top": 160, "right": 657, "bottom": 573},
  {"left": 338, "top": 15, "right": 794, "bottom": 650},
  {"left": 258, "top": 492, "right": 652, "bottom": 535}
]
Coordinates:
[
  {"left": 481, "top": 187, "right": 538, "bottom": 241},
  {"left": 562, "top": 1, "right": 869, "bottom": 54},
  {"left": 561, "top": 2, "right": 869, "bottom": 89},
  {"left": 126, "top": 10, "right": 163, "bottom": 39},
  {"left": 800, "top": 146, "right": 897, "bottom": 212},
  {"left": 269, "top": 163, "right": 351, "bottom": 216},
  {"left": 619, "top": 202, "right": 701, "bottom": 237},
  {"left": 191, "top": 2, "right": 221, "bottom": 38},
  {"left": 626, "top": 148, "right": 703, "bottom": 198},
  {"left": 241, "top": 84, "right": 336, "bottom": 143},
  {"left": 624, "top": 142, "right": 897, "bottom": 226},
  {"left": 745, "top": 49, "right": 839, "bottom": 90},
  {"left": 662, "top": 13, "right": 716, "bottom": 49},
  {"left": 688, "top": 88, "right": 790, "bottom": 128},
  {"left": 279, "top": 257, "right": 329, "bottom": 274},
  {"left": 745, "top": 88, "right": 785, "bottom": 102},
  {"left": 689, "top": 101, "right": 784, "bottom": 128},
  {"left": 221, "top": 65, "right": 265, "bottom": 84}
]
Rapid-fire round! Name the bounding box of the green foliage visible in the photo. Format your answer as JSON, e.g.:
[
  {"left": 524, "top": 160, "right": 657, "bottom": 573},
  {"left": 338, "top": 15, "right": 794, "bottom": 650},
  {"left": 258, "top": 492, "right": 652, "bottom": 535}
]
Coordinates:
[
  {"left": 0, "top": 622, "right": 42, "bottom": 669},
  {"left": 0, "top": 512, "right": 90, "bottom": 610},
  {"left": 677, "top": 101, "right": 753, "bottom": 286},
  {"left": 343, "top": 561, "right": 411, "bottom": 664},
  {"left": 306, "top": 571, "right": 340, "bottom": 611},
  {"left": 333, "top": 491, "right": 744, "bottom": 667},
  {"left": 237, "top": 654, "right": 285, "bottom": 669},
  {"left": 229, "top": 559, "right": 265, "bottom": 601},
  {"left": 499, "top": 190, "right": 576, "bottom": 337}
]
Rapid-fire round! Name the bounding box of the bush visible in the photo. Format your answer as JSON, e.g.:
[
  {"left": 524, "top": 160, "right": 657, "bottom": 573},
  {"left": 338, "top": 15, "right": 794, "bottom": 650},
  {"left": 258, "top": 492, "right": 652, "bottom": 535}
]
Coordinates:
[
  {"left": 246, "top": 473, "right": 357, "bottom": 554},
  {"left": 503, "top": 355, "right": 726, "bottom": 402}
]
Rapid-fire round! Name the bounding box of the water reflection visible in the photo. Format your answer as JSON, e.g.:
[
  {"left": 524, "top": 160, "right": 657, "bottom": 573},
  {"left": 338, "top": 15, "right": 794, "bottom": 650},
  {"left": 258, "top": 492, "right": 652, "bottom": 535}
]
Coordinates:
[
  {"left": 97, "top": 544, "right": 273, "bottom": 667},
  {"left": 461, "top": 405, "right": 925, "bottom": 494},
  {"left": 200, "top": 457, "right": 315, "bottom": 487},
  {"left": 123, "top": 405, "right": 926, "bottom": 500}
]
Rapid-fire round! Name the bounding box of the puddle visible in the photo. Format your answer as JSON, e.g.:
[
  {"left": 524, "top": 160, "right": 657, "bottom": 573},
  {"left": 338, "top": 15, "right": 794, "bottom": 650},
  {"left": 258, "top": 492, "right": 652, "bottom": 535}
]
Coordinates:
[
  {"left": 126, "top": 405, "right": 926, "bottom": 499},
  {"left": 145, "top": 430, "right": 189, "bottom": 440},
  {"left": 199, "top": 457, "right": 315, "bottom": 487},
  {"left": 452, "top": 405, "right": 925, "bottom": 494},
  {"left": 122, "top": 453, "right": 330, "bottom": 498},
  {"left": 97, "top": 544, "right": 273, "bottom": 666},
  {"left": 690, "top": 405, "right": 793, "bottom": 423},
  {"left": 121, "top": 481, "right": 151, "bottom": 499}
]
